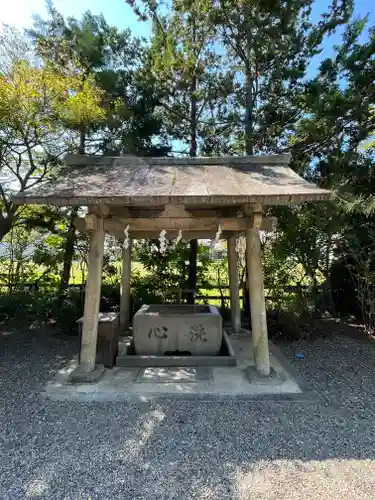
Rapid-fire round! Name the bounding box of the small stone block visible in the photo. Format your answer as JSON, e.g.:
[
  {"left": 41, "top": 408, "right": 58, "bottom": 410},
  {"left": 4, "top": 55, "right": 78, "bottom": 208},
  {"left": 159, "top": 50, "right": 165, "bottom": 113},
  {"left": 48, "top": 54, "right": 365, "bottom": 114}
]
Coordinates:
[
  {"left": 245, "top": 366, "right": 287, "bottom": 385},
  {"left": 68, "top": 364, "right": 105, "bottom": 384}
]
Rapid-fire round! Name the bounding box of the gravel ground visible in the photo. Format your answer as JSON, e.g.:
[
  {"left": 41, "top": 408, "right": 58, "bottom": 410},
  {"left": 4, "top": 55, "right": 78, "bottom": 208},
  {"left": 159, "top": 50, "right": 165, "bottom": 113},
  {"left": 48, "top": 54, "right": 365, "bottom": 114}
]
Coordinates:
[{"left": 1, "top": 326, "right": 375, "bottom": 499}]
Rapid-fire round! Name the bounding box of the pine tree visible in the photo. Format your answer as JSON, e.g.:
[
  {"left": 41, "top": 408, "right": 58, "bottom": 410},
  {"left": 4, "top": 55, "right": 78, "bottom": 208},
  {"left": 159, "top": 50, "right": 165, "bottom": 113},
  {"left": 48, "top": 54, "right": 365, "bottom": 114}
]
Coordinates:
[
  {"left": 208, "top": 0, "right": 354, "bottom": 154},
  {"left": 29, "top": 4, "right": 171, "bottom": 291},
  {"left": 128, "top": 0, "right": 234, "bottom": 301},
  {"left": 275, "top": 16, "right": 375, "bottom": 312}
]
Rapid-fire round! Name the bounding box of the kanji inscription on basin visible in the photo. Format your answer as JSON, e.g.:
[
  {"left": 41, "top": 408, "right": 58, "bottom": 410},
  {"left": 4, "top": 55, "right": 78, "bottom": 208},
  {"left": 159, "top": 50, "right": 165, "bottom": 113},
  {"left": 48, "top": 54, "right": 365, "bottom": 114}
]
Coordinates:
[
  {"left": 189, "top": 324, "right": 208, "bottom": 342},
  {"left": 148, "top": 325, "right": 168, "bottom": 339}
]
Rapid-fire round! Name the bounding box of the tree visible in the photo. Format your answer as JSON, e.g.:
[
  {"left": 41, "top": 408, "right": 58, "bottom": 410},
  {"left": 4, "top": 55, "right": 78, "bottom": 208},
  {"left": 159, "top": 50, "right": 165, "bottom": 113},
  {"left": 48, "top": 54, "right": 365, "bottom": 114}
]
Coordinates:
[
  {"left": 128, "top": 0, "right": 233, "bottom": 301},
  {"left": 29, "top": 4, "right": 167, "bottom": 293},
  {"left": 275, "top": 16, "right": 375, "bottom": 314},
  {"left": 0, "top": 27, "right": 106, "bottom": 243},
  {"left": 208, "top": 0, "right": 353, "bottom": 155}
]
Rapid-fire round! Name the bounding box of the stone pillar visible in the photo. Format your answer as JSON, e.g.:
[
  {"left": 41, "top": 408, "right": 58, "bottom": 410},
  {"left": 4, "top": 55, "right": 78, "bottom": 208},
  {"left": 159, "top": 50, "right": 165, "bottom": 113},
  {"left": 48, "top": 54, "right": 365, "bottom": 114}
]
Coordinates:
[
  {"left": 227, "top": 235, "right": 241, "bottom": 333},
  {"left": 246, "top": 224, "right": 270, "bottom": 376},
  {"left": 120, "top": 237, "right": 132, "bottom": 332},
  {"left": 79, "top": 216, "right": 105, "bottom": 373}
]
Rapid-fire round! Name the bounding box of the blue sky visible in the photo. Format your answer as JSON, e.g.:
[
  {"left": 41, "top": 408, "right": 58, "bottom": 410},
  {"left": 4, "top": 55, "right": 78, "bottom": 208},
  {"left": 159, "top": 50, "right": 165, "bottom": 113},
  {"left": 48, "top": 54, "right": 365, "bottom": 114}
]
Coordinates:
[
  {"left": 0, "top": 0, "right": 374, "bottom": 75},
  {"left": 1, "top": 0, "right": 373, "bottom": 35},
  {"left": 0, "top": 0, "right": 149, "bottom": 35}
]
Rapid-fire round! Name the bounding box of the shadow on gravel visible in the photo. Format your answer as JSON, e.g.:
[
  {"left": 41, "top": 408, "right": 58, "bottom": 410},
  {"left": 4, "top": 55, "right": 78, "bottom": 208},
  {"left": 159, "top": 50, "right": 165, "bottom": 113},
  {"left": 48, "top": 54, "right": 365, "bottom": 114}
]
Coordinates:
[{"left": 1, "top": 328, "right": 375, "bottom": 499}]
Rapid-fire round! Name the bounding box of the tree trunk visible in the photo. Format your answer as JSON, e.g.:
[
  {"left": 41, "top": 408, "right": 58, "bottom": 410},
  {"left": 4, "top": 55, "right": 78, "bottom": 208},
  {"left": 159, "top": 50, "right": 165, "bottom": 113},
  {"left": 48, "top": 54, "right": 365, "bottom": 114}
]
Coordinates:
[
  {"left": 59, "top": 127, "right": 85, "bottom": 297},
  {"left": 187, "top": 24, "right": 198, "bottom": 304},
  {"left": 187, "top": 239, "right": 198, "bottom": 304},
  {"left": 0, "top": 215, "right": 13, "bottom": 242},
  {"left": 324, "top": 232, "right": 335, "bottom": 313},
  {"left": 189, "top": 73, "right": 197, "bottom": 158},
  {"left": 243, "top": 71, "right": 253, "bottom": 320},
  {"left": 79, "top": 125, "right": 86, "bottom": 155},
  {"left": 59, "top": 206, "right": 78, "bottom": 295},
  {"left": 245, "top": 71, "right": 254, "bottom": 156}
]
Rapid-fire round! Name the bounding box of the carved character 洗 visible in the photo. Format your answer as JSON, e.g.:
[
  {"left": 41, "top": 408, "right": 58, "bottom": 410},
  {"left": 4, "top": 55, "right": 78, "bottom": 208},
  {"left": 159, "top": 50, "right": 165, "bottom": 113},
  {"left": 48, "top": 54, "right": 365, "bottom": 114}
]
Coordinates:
[{"left": 189, "top": 324, "right": 207, "bottom": 342}]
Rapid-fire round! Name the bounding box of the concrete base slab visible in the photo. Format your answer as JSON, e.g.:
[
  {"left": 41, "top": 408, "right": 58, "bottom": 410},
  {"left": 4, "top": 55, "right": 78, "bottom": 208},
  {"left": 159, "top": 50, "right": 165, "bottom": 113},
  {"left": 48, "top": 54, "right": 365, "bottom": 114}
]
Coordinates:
[
  {"left": 136, "top": 367, "right": 212, "bottom": 384},
  {"left": 68, "top": 364, "right": 105, "bottom": 384},
  {"left": 45, "top": 333, "right": 313, "bottom": 402}
]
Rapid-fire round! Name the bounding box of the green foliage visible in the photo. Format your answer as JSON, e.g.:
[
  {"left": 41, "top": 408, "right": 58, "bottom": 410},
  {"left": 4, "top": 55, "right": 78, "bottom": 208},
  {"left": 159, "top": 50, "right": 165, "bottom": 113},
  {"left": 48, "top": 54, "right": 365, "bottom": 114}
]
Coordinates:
[
  {"left": 29, "top": 5, "right": 169, "bottom": 156},
  {"left": 26, "top": 5, "right": 170, "bottom": 294},
  {"left": 0, "top": 1, "right": 374, "bottom": 338},
  {"left": 128, "top": 0, "right": 233, "bottom": 156},
  {"left": 280, "top": 16, "right": 375, "bottom": 320},
  {"left": 131, "top": 240, "right": 212, "bottom": 308},
  {"left": 202, "top": 0, "right": 354, "bottom": 154},
  {"left": 0, "top": 290, "right": 52, "bottom": 323},
  {"left": 0, "top": 59, "right": 107, "bottom": 141},
  {"left": 0, "top": 29, "right": 109, "bottom": 243}
]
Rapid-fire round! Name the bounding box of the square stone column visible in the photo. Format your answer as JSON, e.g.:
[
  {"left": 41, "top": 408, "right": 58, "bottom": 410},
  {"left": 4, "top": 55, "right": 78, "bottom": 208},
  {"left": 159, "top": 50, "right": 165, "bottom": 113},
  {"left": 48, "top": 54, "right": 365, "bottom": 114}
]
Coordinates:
[
  {"left": 120, "top": 237, "right": 133, "bottom": 332},
  {"left": 227, "top": 235, "right": 241, "bottom": 333},
  {"left": 246, "top": 224, "right": 270, "bottom": 376},
  {"left": 69, "top": 215, "right": 105, "bottom": 382}
]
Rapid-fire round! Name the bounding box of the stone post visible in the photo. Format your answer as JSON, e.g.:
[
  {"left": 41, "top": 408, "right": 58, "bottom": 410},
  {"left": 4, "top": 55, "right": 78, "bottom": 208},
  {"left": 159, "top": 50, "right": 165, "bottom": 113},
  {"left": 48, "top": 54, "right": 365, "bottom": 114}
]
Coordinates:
[
  {"left": 70, "top": 215, "right": 105, "bottom": 382},
  {"left": 246, "top": 223, "right": 270, "bottom": 376},
  {"left": 120, "top": 237, "right": 132, "bottom": 332},
  {"left": 227, "top": 235, "right": 241, "bottom": 333}
]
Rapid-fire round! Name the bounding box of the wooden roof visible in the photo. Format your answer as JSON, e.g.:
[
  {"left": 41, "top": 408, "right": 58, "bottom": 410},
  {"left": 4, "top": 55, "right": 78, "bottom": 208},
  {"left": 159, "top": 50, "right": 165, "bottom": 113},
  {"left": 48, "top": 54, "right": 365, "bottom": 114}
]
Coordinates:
[{"left": 13, "top": 154, "right": 332, "bottom": 207}]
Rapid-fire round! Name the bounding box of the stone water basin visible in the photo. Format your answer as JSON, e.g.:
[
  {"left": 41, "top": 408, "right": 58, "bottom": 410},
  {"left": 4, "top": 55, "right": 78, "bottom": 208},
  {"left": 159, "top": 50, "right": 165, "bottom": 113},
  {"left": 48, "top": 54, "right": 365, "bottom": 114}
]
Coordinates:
[{"left": 133, "top": 304, "right": 222, "bottom": 356}]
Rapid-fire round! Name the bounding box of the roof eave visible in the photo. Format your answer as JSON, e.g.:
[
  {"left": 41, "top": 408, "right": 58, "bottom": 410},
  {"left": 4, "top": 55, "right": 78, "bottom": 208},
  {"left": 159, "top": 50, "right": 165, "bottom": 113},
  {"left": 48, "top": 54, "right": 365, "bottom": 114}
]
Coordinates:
[{"left": 12, "top": 191, "right": 334, "bottom": 207}]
